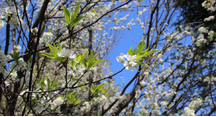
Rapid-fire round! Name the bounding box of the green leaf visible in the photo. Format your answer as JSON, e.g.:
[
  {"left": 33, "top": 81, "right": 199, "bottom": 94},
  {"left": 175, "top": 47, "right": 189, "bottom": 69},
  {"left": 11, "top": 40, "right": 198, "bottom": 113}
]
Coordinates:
[
  {"left": 74, "top": 98, "right": 81, "bottom": 105},
  {"left": 143, "top": 49, "right": 159, "bottom": 57},
  {"left": 92, "top": 9, "right": 96, "bottom": 13},
  {"left": 40, "top": 78, "right": 45, "bottom": 91},
  {"left": 46, "top": 77, "right": 51, "bottom": 90},
  {"left": 140, "top": 63, "right": 149, "bottom": 67},
  {"left": 76, "top": 54, "right": 82, "bottom": 62},
  {"left": 58, "top": 38, "right": 61, "bottom": 52},
  {"left": 91, "top": 59, "right": 104, "bottom": 67},
  {"left": 88, "top": 87, "right": 94, "bottom": 94},
  {"left": 137, "top": 40, "right": 145, "bottom": 53},
  {"left": 62, "top": 5, "right": 70, "bottom": 24},
  {"left": 127, "top": 46, "right": 133, "bottom": 55},
  {"left": 88, "top": 50, "right": 94, "bottom": 63},
  {"left": 133, "top": 47, "right": 137, "bottom": 55},
  {"left": 41, "top": 53, "right": 55, "bottom": 59},
  {"left": 67, "top": 92, "right": 78, "bottom": 104},
  {"left": 70, "top": 12, "right": 75, "bottom": 26},
  {"left": 46, "top": 42, "right": 58, "bottom": 56},
  {"left": 136, "top": 52, "right": 145, "bottom": 60},
  {"left": 10, "top": 51, "right": 20, "bottom": 63},
  {"left": 50, "top": 77, "right": 59, "bottom": 90},
  {"left": 74, "top": 2, "right": 81, "bottom": 18},
  {"left": 33, "top": 69, "right": 37, "bottom": 74},
  {"left": 71, "top": 16, "right": 84, "bottom": 27}
]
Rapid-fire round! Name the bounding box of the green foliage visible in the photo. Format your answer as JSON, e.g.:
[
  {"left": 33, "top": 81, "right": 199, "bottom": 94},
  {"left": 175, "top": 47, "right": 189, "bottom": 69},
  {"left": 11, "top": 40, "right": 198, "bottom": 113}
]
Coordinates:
[
  {"left": 62, "top": 2, "right": 85, "bottom": 30},
  {"left": 127, "top": 40, "right": 159, "bottom": 67},
  {"left": 86, "top": 50, "right": 104, "bottom": 70},
  {"left": 48, "top": 77, "right": 60, "bottom": 90},
  {"left": 10, "top": 50, "right": 19, "bottom": 63},
  {"left": 36, "top": 77, "right": 59, "bottom": 91},
  {"left": 88, "top": 83, "right": 107, "bottom": 98},
  {"left": 67, "top": 92, "right": 81, "bottom": 105},
  {"left": 41, "top": 38, "right": 67, "bottom": 63},
  {"left": 36, "top": 77, "right": 46, "bottom": 91}
]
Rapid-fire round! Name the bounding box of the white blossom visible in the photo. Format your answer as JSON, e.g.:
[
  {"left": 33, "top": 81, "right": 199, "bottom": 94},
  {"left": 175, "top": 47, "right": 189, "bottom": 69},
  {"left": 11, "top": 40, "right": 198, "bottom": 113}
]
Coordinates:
[
  {"left": 51, "top": 97, "right": 64, "bottom": 110},
  {"left": 140, "top": 80, "right": 145, "bottom": 86},
  {"left": 14, "top": 45, "right": 21, "bottom": 52},
  {"left": 198, "top": 27, "right": 208, "bottom": 33},
  {"left": 116, "top": 53, "right": 126, "bottom": 63},
  {"left": 160, "top": 101, "right": 168, "bottom": 106},
  {"left": 123, "top": 61, "right": 137, "bottom": 71},
  {"left": 34, "top": 103, "right": 45, "bottom": 113},
  {"left": 184, "top": 107, "right": 195, "bottom": 116},
  {"left": 204, "top": 16, "right": 215, "bottom": 21},
  {"left": 57, "top": 48, "right": 76, "bottom": 59}
]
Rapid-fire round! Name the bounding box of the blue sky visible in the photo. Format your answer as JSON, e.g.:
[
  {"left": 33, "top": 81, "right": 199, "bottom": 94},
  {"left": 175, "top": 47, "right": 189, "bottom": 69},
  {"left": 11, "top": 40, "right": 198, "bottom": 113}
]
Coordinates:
[{"left": 107, "top": 1, "right": 164, "bottom": 93}]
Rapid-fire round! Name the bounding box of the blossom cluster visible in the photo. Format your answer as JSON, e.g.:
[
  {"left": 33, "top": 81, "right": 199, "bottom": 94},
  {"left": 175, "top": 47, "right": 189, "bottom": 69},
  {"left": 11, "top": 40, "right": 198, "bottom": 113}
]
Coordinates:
[{"left": 116, "top": 53, "right": 137, "bottom": 71}]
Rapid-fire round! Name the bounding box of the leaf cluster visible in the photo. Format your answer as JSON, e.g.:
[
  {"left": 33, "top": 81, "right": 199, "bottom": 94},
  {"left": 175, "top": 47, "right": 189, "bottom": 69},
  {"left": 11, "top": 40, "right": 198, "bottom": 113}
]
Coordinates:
[
  {"left": 127, "top": 40, "right": 159, "bottom": 67},
  {"left": 62, "top": 2, "right": 84, "bottom": 30}
]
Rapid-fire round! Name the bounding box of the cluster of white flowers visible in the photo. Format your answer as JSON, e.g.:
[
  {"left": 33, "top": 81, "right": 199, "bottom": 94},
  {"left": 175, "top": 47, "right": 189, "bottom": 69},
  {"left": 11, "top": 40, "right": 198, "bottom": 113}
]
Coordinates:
[
  {"left": 9, "top": 16, "right": 24, "bottom": 28},
  {"left": 204, "top": 76, "right": 216, "bottom": 84},
  {"left": 57, "top": 48, "right": 76, "bottom": 59},
  {"left": 202, "top": 0, "right": 216, "bottom": 11},
  {"left": 0, "top": 51, "right": 8, "bottom": 72},
  {"left": 189, "top": 98, "right": 203, "bottom": 108},
  {"left": 126, "top": 19, "right": 136, "bottom": 29},
  {"left": 110, "top": 26, "right": 121, "bottom": 31},
  {"left": 208, "top": 30, "right": 214, "bottom": 38},
  {"left": 13, "top": 45, "right": 21, "bottom": 52},
  {"left": 136, "top": 17, "right": 144, "bottom": 28},
  {"left": 122, "top": 4, "right": 131, "bottom": 11},
  {"left": 80, "top": 101, "right": 91, "bottom": 112},
  {"left": 4, "top": 70, "right": 18, "bottom": 82},
  {"left": 198, "top": 27, "right": 208, "bottom": 33},
  {"left": 10, "top": 58, "right": 28, "bottom": 72},
  {"left": 196, "top": 34, "right": 207, "bottom": 47},
  {"left": 51, "top": 96, "right": 64, "bottom": 110},
  {"left": 85, "top": 11, "right": 95, "bottom": 20},
  {"left": 138, "top": 8, "right": 148, "bottom": 16},
  {"left": 119, "top": 0, "right": 126, "bottom": 3},
  {"left": 204, "top": 15, "right": 215, "bottom": 21},
  {"left": 40, "top": 32, "right": 54, "bottom": 44},
  {"left": 118, "top": 94, "right": 127, "bottom": 102},
  {"left": 160, "top": 101, "right": 168, "bottom": 106},
  {"left": 140, "top": 80, "right": 145, "bottom": 86},
  {"left": 34, "top": 103, "right": 45, "bottom": 113},
  {"left": 1, "top": 5, "right": 25, "bottom": 28},
  {"left": 68, "top": 63, "right": 86, "bottom": 77},
  {"left": 116, "top": 53, "right": 137, "bottom": 71},
  {"left": 92, "top": 95, "right": 107, "bottom": 105},
  {"left": 183, "top": 107, "right": 195, "bottom": 116}
]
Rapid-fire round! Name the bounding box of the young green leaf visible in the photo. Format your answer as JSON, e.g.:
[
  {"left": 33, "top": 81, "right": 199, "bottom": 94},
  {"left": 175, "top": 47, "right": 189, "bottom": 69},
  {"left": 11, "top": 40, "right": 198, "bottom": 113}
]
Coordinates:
[
  {"left": 74, "top": 2, "right": 81, "bottom": 17},
  {"left": 71, "top": 16, "right": 84, "bottom": 27},
  {"left": 46, "top": 77, "right": 51, "bottom": 90},
  {"left": 50, "top": 77, "right": 60, "bottom": 90},
  {"left": 137, "top": 40, "right": 145, "bottom": 53},
  {"left": 10, "top": 51, "right": 20, "bottom": 63},
  {"left": 46, "top": 42, "right": 58, "bottom": 56},
  {"left": 127, "top": 46, "right": 133, "bottom": 55},
  {"left": 62, "top": 5, "right": 70, "bottom": 24},
  {"left": 143, "top": 49, "right": 159, "bottom": 57},
  {"left": 41, "top": 53, "right": 55, "bottom": 59},
  {"left": 91, "top": 59, "right": 104, "bottom": 67},
  {"left": 58, "top": 38, "right": 61, "bottom": 52}
]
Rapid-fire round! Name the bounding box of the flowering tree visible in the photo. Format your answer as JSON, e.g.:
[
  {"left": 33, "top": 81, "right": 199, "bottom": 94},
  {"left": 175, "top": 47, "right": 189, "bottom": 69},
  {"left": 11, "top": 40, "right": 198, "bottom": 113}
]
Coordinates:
[{"left": 0, "top": 0, "right": 216, "bottom": 116}]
